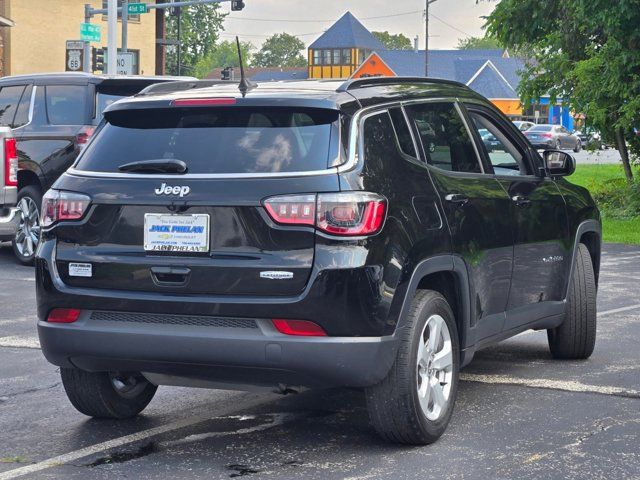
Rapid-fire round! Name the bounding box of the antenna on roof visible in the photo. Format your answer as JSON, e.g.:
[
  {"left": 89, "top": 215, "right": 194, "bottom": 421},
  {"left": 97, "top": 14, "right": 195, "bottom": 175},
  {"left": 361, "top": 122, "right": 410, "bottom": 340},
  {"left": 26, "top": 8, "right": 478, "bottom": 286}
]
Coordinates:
[{"left": 236, "top": 36, "right": 256, "bottom": 97}]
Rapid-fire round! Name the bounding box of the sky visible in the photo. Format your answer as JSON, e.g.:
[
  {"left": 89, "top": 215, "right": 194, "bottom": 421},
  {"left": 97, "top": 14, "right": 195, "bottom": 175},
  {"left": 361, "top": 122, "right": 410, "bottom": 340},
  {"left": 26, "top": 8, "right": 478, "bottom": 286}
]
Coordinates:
[{"left": 217, "top": 0, "right": 497, "bottom": 50}]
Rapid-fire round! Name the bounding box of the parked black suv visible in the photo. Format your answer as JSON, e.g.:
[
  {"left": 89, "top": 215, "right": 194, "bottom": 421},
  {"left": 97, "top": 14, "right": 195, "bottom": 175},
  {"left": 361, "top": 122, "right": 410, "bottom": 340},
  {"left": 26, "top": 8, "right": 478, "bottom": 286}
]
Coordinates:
[
  {"left": 36, "top": 78, "right": 601, "bottom": 445},
  {"left": 0, "top": 72, "right": 189, "bottom": 264}
]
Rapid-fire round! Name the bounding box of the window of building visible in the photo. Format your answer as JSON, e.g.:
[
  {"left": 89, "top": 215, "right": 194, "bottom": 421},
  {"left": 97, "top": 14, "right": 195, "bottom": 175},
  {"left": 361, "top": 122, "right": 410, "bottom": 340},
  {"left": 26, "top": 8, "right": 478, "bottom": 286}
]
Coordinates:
[
  {"left": 102, "top": 0, "right": 140, "bottom": 21},
  {"left": 358, "top": 49, "right": 370, "bottom": 64},
  {"left": 342, "top": 49, "right": 352, "bottom": 65},
  {"left": 313, "top": 50, "right": 320, "bottom": 66},
  {"left": 332, "top": 49, "right": 341, "bottom": 65},
  {"left": 323, "top": 50, "right": 332, "bottom": 66}
]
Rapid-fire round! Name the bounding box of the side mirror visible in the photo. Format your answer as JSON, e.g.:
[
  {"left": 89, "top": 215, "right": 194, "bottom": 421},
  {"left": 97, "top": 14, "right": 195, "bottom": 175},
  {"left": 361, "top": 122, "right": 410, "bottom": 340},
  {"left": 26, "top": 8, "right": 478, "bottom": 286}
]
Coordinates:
[{"left": 544, "top": 150, "right": 576, "bottom": 177}]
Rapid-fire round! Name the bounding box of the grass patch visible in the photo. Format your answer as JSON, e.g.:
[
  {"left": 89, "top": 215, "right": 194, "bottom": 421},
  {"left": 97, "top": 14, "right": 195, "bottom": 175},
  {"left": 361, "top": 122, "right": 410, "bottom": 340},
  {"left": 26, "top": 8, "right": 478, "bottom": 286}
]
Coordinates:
[
  {"left": 0, "top": 456, "right": 28, "bottom": 464},
  {"left": 567, "top": 164, "right": 640, "bottom": 244}
]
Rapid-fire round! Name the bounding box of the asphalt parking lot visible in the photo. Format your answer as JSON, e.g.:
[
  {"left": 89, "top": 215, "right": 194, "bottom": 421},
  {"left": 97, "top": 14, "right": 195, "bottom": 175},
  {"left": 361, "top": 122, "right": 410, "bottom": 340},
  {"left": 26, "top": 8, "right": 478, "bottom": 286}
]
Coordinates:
[{"left": 0, "top": 242, "right": 639, "bottom": 480}]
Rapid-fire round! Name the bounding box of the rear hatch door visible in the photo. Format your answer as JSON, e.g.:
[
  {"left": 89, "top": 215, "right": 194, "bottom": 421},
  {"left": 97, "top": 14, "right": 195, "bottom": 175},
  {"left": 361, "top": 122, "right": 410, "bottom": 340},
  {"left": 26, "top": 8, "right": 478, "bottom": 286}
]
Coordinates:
[{"left": 55, "top": 103, "right": 341, "bottom": 296}]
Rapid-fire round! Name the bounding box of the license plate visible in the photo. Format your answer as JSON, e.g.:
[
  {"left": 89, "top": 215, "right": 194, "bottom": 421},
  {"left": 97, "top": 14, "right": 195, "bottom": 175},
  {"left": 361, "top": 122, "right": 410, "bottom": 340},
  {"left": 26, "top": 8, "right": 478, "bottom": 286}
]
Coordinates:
[{"left": 144, "top": 214, "right": 210, "bottom": 253}]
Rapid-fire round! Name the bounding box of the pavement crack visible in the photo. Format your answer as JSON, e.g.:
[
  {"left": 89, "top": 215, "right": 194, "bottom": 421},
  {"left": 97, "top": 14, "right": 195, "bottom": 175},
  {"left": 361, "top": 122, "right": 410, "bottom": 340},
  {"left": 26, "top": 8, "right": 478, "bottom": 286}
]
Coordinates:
[
  {"left": 0, "top": 382, "right": 61, "bottom": 400},
  {"left": 85, "top": 442, "right": 160, "bottom": 467},
  {"left": 565, "top": 419, "right": 616, "bottom": 451},
  {"left": 226, "top": 464, "right": 261, "bottom": 477}
]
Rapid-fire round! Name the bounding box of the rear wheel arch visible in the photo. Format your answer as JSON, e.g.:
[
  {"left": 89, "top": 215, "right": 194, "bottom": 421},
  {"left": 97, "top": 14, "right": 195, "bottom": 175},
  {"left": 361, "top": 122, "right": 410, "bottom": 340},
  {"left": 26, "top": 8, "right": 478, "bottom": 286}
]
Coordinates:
[
  {"left": 579, "top": 230, "right": 601, "bottom": 287},
  {"left": 18, "top": 169, "right": 42, "bottom": 193},
  {"left": 396, "top": 256, "right": 471, "bottom": 354},
  {"left": 565, "top": 220, "right": 601, "bottom": 299}
]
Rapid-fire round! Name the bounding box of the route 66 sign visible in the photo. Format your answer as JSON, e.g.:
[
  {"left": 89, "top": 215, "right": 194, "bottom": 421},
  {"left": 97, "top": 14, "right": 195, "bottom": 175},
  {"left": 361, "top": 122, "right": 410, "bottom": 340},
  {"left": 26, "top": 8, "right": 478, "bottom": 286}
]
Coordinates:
[{"left": 65, "top": 41, "right": 85, "bottom": 72}]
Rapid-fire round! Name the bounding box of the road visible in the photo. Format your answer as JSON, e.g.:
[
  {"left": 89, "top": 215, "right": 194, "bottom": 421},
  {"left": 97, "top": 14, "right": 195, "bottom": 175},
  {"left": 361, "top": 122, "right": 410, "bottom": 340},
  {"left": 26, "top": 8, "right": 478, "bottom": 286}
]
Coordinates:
[
  {"left": 567, "top": 148, "right": 620, "bottom": 164},
  {"left": 0, "top": 242, "right": 639, "bottom": 480}
]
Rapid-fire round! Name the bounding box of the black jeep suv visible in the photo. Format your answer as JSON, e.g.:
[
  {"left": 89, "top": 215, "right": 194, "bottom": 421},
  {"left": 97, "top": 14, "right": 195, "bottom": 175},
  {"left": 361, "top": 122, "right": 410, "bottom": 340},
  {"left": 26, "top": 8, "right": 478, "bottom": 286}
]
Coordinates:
[{"left": 36, "top": 78, "right": 601, "bottom": 445}]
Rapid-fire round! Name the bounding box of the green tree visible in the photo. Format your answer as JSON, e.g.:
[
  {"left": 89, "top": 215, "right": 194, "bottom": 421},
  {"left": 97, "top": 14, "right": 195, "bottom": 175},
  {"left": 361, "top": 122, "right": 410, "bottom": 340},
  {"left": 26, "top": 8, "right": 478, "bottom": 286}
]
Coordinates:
[
  {"left": 165, "top": 4, "right": 227, "bottom": 75},
  {"left": 193, "top": 40, "right": 254, "bottom": 79},
  {"left": 252, "top": 33, "right": 306, "bottom": 68},
  {"left": 485, "top": 0, "right": 639, "bottom": 181},
  {"left": 372, "top": 31, "right": 413, "bottom": 50},
  {"left": 457, "top": 36, "right": 503, "bottom": 50}
]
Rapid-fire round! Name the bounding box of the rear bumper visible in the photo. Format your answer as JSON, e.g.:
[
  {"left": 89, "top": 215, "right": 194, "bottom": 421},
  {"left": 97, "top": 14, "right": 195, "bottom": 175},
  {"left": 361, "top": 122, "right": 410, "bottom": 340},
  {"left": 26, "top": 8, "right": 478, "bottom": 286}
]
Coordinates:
[
  {"left": 0, "top": 207, "right": 19, "bottom": 241},
  {"left": 38, "top": 313, "right": 398, "bottom": 389}
]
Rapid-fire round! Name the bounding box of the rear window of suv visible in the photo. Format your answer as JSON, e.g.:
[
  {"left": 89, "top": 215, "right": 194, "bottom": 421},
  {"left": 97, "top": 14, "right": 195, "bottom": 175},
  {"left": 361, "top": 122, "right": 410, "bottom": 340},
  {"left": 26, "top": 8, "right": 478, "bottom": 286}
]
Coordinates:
[{"left": 76, "top": 107, "right": 338, "bottom": 174}]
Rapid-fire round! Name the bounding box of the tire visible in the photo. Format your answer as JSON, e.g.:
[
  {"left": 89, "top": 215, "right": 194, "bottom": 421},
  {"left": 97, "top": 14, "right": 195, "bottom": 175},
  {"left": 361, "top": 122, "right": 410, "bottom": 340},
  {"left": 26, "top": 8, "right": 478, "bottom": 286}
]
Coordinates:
[
  {"left": 61, "top": 368, "right": 157, "bottom": 419},
  {"left": 366, "top": 290, "right": 459, "bottom": 445},
  {"left": 553, "top": 140, "right": 561, "bottom": 150},
  {"left": 547, "top": 244, "right": 597, "bottom": 359},
  {"left": 573, "top": 141, "right": 582, "bottom": 153},
  {"left": 12, "top": 185, "right": 42, "bottom": 266}
]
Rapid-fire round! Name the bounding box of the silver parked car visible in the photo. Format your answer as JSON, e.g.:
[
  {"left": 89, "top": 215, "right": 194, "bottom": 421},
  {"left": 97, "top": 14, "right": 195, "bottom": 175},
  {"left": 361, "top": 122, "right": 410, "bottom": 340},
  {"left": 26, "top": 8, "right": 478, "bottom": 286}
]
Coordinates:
[
  {"left": 0, "top": 126, "right": 18, "bottom": 243},
  {"left": 524, "top": 124, "right": 582, "bottom": 152}
]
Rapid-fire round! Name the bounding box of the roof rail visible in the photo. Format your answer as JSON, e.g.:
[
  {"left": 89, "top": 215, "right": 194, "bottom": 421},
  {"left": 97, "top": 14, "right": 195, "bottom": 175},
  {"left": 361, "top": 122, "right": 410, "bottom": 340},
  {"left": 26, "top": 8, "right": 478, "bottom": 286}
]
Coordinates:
[
  {"left": 136, "top": 79, "right": 240, "bottom": 96},
  {"left": 336, "top": 76, "right": 466, "bottom": 92}
]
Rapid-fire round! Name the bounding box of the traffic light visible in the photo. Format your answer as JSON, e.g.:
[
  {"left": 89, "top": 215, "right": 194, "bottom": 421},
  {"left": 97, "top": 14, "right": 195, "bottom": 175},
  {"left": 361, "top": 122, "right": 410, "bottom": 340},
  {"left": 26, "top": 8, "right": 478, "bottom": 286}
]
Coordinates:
[
  {"left": 231, "top": 0, "right": 245, "bottom": 11},
  {"left": 92, "top": 47, "right": 105, "bottom": 73}
]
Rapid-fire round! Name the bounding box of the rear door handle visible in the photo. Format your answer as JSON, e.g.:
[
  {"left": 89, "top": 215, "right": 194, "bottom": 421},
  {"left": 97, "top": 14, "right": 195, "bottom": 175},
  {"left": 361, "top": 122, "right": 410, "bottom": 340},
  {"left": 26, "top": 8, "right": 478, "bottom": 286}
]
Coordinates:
[
  {"left": 512, "top": 195, "right": 532, "bottom": 207},
  {"left": 445, "top": 193, "right": 469, "bottom": 206}
]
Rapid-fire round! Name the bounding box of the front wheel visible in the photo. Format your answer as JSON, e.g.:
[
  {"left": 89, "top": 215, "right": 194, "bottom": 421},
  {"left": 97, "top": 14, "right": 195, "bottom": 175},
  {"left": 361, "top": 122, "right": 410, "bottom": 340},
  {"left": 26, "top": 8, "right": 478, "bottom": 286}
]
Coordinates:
[
  {"left": 547, "top": 244, "right": 597, "bottom": 359},
  {"left": 12, "top": 185, "right": 42, "bottom": 266},
  {"left": 366, "top": 290, "right": 459, "bottom": 445},
  {"left": 61, "top": 368, "right": 157, "bottom": 419}
]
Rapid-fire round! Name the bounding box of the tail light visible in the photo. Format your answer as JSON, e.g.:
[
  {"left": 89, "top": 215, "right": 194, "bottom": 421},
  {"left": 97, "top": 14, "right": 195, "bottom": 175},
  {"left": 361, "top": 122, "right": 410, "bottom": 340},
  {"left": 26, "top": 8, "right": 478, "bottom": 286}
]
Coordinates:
[
  {"left": 76, "top": 126, "right": 96, "bottom": 147},
  {"left": 272, "top": 319, "right": 327, "bottom": 336},
  {"left": 4, "top": 137, "right": 17, "bottom": 187},
  {"left": 263, "top": 192, "right": 387, "bottom": 237},
  {"left": 47, "top": 308, "right": 81, "bottom": 323},
  {"left": 541, "top": 133, "right": 553, "bottom": 138},
  {"left": 41, "top": 190, "right": 91, "bottom": 228}
]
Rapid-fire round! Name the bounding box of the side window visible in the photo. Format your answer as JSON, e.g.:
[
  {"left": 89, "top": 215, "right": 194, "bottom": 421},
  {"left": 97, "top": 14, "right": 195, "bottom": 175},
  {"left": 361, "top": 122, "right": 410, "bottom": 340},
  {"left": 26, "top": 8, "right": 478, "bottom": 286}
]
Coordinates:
[
  {"left": 0, "top": 85, "right": 26, "bottom": 127},
  {"left": 469, "top": 111, "right": 529, "bottom": 176},
  {"left": 361, "top": 111, "right": 401, "bottom": 170},
  {"left": 388, "top": 107, "right": 417, "bottom": 158},
  {"left": 404, "top": 102, "right": 482, "bottom": 174},
  {"left": 13, "top": 85, "right": 33, "bottom": 128},
  {"left": 45, "top": 85, "right": 87, "bottom": 125}
]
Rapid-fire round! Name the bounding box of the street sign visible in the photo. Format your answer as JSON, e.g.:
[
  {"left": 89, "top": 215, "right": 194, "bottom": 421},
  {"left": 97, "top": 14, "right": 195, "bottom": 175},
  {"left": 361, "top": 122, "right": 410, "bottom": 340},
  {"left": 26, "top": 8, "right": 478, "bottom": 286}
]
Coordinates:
[
  {"left": 80, "top": 23, "right": 101, "bottom": 42},
  {"left": 65, "top": 40, "right": 86, "bottom": 72},
  {"left": 116, "top": 52, "right": 135, "bottom": 75},
  {"left": 127, "top": 3, "right": 148, "bottom": 14}
]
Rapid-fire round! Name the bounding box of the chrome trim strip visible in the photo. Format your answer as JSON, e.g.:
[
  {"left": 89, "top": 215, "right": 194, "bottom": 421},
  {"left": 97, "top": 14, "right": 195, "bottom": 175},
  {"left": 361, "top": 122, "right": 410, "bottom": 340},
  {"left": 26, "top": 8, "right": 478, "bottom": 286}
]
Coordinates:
[{"left": 65, "top": 167, "right": 340, "bottom": 180}]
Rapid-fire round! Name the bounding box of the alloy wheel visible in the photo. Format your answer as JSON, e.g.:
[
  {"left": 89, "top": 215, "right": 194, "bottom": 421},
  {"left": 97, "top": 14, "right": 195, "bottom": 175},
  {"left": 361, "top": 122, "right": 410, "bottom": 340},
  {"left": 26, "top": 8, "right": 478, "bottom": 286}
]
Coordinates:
[
  {"left": 416, "top": 314, "right": 454, "bottom": 421},
  {"left": 14, "top": 196, "right": 40, "bottom": 258}
]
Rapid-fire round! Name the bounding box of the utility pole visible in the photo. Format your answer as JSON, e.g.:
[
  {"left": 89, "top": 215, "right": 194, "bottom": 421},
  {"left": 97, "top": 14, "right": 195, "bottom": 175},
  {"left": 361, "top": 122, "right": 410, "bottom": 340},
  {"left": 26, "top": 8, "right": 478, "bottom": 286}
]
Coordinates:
[
  {"left": 84, "top": 4, "right": 92, "bottom": 72},
  {"left": 425, "top": 0, "right": 438, "bottom": 77},
  {"left": 122, "top": 0, "right": 129, "bottom": 53},
  {"left": 107, "top": 0, "right": 118, "bottom": 74}
]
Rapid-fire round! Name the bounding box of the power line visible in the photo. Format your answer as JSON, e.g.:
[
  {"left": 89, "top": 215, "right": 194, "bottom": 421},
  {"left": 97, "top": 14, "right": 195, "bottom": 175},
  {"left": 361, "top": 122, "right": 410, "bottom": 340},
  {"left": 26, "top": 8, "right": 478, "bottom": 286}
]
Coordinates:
[
  {"left": 225, "top": 9, "right": 424, "bottom": 24},
  {"left": 429, "top": 12, "right": 472, "bottom": 37},
  {"left": 219, "top": 30, "right": 326, "bottom": 38}
]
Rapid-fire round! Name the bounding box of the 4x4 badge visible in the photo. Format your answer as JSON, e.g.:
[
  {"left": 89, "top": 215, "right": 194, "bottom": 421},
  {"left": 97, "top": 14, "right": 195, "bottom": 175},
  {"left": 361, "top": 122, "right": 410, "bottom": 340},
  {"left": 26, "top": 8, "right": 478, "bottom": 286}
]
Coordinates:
[{"left": 155, "top": 183, "right": 190, "bottom": 198}]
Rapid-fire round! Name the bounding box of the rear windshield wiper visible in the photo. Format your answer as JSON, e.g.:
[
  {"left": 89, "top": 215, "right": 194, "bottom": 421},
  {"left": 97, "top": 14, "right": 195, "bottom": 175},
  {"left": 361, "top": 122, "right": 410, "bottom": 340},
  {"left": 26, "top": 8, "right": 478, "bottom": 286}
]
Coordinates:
[{"left": 118, "top": 159, "right": 188, "bottom": 174}]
